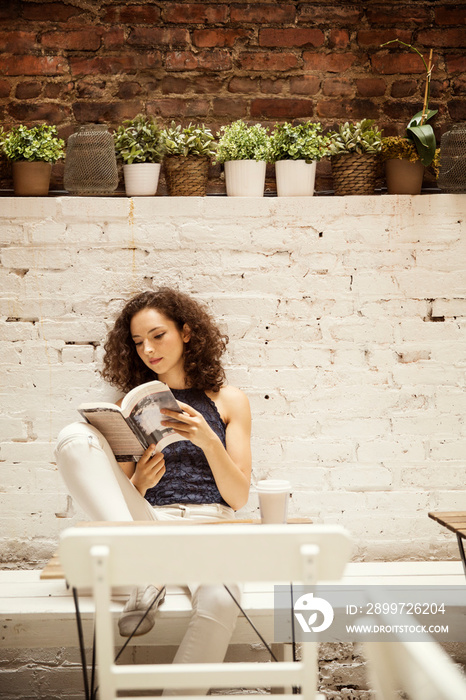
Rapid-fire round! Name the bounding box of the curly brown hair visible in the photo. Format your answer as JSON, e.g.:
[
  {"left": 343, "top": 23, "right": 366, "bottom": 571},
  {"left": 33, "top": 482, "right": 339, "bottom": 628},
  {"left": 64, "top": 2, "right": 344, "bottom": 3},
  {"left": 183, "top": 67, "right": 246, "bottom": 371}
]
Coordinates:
[{"left": 101, "top": 288, "right": 228, "bottom": 394}]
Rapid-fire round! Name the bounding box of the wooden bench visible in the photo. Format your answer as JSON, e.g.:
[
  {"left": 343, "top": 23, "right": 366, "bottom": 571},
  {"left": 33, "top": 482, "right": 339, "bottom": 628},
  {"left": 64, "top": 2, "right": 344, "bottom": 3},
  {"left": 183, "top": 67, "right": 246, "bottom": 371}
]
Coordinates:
[
  {"left": 429, "top": 511, "right": 466, "bottom": 578},
  {"left": 1, "top": 560, "right": 464, "bottom": 651}
]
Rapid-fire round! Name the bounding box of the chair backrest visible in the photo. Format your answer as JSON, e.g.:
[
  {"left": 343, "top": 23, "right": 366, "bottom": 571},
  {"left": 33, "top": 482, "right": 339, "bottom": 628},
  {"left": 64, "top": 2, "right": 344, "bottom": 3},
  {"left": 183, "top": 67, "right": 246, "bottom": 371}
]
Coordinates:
[
  {"left": 60, "top": 522, "right": 351, "bottom": 700},
  {"left": 365, "top": 635, "right": 466, "bottom": 700}
]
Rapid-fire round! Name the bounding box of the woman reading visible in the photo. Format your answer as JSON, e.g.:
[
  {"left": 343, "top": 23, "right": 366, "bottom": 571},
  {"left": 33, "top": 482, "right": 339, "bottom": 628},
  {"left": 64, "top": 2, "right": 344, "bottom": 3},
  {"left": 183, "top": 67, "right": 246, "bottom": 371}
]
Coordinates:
[{"left": 55, "top": 287, "right": 252, "bottom": 692}]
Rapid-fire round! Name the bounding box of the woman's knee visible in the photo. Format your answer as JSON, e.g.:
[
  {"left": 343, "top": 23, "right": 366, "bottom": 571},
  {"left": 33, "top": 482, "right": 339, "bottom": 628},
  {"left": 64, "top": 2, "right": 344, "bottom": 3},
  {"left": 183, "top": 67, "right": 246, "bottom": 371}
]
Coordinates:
[
  {"left": 56, "top": 422, "right": 104, "bottom": 453},
  {"left": 56, "top": 421, "right": 100, "bottom": 443},
  {"left": 54, "top": 422, "right": 107, "bottom": 473},
  {"left": 192, "top": 584, "right": 240, "bottom": 631}
]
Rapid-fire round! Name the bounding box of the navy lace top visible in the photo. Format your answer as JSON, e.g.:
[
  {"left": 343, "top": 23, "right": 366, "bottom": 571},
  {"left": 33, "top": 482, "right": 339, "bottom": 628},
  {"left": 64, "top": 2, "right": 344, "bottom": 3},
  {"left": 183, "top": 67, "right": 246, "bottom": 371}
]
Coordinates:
[{"left": 144, "top": 388, "right": 228, "bottom": 507}]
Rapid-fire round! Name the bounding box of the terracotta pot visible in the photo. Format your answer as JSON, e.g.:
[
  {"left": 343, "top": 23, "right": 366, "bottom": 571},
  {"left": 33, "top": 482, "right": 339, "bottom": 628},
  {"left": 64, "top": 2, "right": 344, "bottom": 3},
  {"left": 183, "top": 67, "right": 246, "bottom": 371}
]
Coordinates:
[
  {"left": 385, "top": 158, "right": 424, "bottom": 195},
  {"left": 13, "top": 161, "right": 52, "bottom": 196}
]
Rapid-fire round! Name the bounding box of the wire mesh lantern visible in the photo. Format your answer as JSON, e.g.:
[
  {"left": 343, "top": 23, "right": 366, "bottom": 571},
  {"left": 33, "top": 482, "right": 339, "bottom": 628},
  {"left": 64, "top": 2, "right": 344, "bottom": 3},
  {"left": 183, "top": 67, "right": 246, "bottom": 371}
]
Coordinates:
[
  {"left": 64, "top": 124, "right": 118, "bottom": 195},
  {"left": 438, "top": 124, "right": 466, "bottom": 193}
]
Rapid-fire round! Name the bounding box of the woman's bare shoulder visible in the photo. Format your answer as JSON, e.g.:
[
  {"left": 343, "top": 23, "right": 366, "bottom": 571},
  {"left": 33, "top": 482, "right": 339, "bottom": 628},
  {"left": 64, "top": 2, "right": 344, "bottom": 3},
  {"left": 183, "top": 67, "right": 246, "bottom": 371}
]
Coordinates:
[
  {"left": 215, "top": 385, "right": 250, "bottom": 423},
  {"left": 218, "top": 384, "right": 248, "bottom": 402}
]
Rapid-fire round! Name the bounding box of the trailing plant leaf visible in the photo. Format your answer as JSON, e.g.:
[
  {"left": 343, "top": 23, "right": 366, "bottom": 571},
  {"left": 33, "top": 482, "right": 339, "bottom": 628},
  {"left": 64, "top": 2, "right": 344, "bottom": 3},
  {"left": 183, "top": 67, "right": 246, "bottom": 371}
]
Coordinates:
[
  {"left": 407, "top": 125, "right": 437, "bottom": 167},
  {"left": 269, "top": 122, "right": 330, "bottom": 163},
  {"left": 160, "top": 122, "right": 216, "bottom": 157},
  {"left": 216, "top": 120, "right": 271, "bottom": 163},
  {"left": 327, "top": 119, "right": 382, "bottom": 156},
  {"left": 2, "top": 124, "right": 65, "bottom": 163},
  {"left": 405, "top": 109, "right": 437, "bottom": 166},
  {"left": 114, "top": 114, "right": 165, "bottom": 164}
]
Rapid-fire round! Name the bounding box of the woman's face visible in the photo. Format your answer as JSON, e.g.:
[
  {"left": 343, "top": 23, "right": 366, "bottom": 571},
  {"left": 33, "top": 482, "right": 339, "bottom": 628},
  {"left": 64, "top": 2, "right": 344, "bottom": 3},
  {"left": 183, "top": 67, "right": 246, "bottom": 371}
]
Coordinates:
[{"left": 130, "top": 307, "right": 190, "bottom": 383}]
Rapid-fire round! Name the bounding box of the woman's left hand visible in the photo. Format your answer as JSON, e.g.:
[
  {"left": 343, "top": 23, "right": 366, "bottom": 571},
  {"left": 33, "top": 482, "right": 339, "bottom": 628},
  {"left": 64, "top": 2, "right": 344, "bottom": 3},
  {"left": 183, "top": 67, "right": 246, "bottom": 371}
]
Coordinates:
[{"left": 161, "top": 401, "right": 219, "bottom": 451}]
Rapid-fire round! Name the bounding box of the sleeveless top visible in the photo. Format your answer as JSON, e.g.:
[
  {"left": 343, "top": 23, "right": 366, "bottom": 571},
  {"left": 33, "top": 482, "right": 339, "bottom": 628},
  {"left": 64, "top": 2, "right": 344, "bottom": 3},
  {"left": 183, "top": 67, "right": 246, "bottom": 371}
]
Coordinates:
[{"left": 144, "top": 388, "right": 228, "bottom": 507}]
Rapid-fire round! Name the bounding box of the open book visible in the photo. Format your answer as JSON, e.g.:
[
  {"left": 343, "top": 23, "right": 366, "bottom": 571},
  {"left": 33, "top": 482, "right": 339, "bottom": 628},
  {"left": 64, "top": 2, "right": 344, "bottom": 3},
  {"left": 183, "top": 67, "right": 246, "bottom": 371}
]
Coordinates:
[{"left": 78, "top": 380, "right": 186, "bottom": 461}]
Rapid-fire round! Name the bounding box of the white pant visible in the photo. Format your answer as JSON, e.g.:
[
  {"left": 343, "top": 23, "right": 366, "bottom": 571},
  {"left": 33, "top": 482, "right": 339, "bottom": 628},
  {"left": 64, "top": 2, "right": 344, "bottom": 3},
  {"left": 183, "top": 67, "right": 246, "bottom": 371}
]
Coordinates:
[{"left": 55, "top": 422, "right": 241, "bottom": 694}]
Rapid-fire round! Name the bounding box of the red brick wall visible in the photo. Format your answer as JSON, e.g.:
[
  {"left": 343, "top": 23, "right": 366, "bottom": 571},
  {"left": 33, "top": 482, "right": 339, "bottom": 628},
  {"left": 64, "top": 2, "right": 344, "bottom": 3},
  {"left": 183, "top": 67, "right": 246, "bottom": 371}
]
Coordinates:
[{"left": 1, "top": 0, "right": 465, "bottom": 192}]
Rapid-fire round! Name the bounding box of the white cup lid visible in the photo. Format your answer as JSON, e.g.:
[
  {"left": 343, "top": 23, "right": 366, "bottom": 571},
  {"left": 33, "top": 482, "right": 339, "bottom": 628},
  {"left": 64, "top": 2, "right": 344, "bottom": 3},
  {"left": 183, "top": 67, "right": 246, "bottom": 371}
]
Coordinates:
[{"left": 256, "top": 479, "right": 291, "bottom": 491}]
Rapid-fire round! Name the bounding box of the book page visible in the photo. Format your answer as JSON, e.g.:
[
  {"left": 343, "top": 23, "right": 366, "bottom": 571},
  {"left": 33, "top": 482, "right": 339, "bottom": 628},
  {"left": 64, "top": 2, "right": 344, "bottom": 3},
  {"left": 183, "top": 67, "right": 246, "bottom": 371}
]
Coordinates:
[
  {"left": 126, "top": 392, "right": 185, "bottom": 452},
  {"left": 78, "top": 407, "right": 144, "bottom": 459},
  {"left": 120, "top": 380, "right": 182, "bottom": 416}
]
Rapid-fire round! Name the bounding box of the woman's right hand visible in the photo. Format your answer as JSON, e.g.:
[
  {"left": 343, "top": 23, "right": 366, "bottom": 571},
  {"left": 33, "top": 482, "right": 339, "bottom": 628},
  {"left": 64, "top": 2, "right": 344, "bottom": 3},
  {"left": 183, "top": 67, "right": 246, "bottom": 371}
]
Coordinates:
[{"left": 131, "top": 445, "right": 166, "bottom": 496}]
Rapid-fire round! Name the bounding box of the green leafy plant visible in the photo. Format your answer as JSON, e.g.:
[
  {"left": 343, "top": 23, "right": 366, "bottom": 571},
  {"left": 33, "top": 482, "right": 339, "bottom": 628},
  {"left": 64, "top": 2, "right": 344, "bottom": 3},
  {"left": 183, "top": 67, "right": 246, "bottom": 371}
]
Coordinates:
[
  {"left": 380, "top": 40, "right": 437, "bottom": 167},
  {"left": 161, "top": 122, "right": 216, "bottom": 157},
  {"left": 114, "top": 114, "right": 165, "bottom": 164},
  {"left": 380, "top": 136, "right": 440, "bottom": 177},
  {"left": 327, "top": 119, "right": 382, "bottom": 156},
  {"left": 2, "top": 124, "right": 65, "bottom": 163},
  {"left": 216, "top": 120, "right": 271, "bottom": 163},
  {"left": 269, "top": 122, "right": 330, "bottom": 163}
]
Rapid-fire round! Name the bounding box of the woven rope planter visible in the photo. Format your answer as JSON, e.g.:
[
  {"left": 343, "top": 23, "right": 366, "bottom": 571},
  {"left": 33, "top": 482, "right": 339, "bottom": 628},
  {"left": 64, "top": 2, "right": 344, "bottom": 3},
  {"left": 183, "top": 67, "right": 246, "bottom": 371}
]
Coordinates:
[
  {"left": 331, "top": 153, "right": 378, "bottom": 196},
  {"left": 164, "top": 155, "right": 210, "bottom": 196}
]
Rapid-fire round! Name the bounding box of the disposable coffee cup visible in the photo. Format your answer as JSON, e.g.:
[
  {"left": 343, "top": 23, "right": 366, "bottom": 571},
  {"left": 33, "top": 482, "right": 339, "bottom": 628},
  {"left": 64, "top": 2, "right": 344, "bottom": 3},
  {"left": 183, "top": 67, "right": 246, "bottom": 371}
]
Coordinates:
[{"left": 256, "top": 479, "right": 291, "bottom": 524}]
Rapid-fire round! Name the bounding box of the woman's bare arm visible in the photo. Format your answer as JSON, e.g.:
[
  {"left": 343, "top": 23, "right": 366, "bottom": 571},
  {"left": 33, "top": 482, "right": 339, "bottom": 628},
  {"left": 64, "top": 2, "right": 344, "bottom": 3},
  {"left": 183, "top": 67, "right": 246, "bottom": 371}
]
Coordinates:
[{"left": 161, "top": 386, "right": 252, "bottom": 510}]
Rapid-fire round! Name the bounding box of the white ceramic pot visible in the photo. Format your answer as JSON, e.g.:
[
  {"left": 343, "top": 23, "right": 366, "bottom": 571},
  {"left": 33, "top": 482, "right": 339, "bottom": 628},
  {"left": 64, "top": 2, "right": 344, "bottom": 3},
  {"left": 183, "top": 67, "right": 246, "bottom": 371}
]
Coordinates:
[
  {"left": 224, "top": 160, "right": 266, "bottom": 197},
  {"left": 123, "top": 163, "right": 161, "bottom": 196},
  {"left": 275, "top": 159, "right": 317, "bottom": 197}
]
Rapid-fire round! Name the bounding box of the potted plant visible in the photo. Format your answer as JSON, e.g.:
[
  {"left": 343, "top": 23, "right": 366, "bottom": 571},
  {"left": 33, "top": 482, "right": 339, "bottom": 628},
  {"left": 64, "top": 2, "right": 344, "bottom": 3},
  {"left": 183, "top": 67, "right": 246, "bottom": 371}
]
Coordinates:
[
  {"left": 327, "top": 119, "right": 382, "bottom": 195},
  {"left": 380, "top": 40, "right": 438, "bottom": 195},
  {"left": 269, "top": 121, "right": 330, "bottom": 197},
  {"left": 160, "top": 122, "right": 216, "bottom": 196},
  {"left": 1, "top": 124, "right": 65, "bottom": 196},
  {"left": 216, "top": 120, "right": 271, "bottom": 197},
  {"left": 113, "top": 114, "right": 165, "bottom": 196},
  {"left": 380, "top": 136, "right": 440, "bottom": 194}
]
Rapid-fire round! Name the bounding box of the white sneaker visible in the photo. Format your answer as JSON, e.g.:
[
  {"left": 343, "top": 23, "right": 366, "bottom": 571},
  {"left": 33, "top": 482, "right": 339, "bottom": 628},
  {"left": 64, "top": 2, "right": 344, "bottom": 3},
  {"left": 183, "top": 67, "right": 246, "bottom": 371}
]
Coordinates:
[{"left": 118, "top": 584, "right": 165, "bottom": 637}]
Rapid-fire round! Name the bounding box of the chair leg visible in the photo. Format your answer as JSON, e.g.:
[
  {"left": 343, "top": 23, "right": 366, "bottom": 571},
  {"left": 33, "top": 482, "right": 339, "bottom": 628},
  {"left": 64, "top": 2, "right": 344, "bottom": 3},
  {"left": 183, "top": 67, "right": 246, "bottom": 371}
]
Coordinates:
[{"left": 271, "top": 643, "right": 294, "bottom": 694}]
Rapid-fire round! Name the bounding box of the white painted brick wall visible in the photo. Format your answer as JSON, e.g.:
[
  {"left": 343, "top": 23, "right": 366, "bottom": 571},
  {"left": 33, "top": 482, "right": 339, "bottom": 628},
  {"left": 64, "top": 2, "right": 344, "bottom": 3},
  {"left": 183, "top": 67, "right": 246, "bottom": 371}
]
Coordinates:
[{"left": 0, "top": 194, "right": 465, "bottom": 565}]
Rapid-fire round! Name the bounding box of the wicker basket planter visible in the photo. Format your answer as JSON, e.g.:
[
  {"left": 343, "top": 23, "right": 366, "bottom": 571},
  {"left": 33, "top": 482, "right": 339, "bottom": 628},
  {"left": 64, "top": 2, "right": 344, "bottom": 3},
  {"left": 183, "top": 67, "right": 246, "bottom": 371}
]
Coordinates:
[
  {"left": 331, "top": 153, "right": 378, "bottom": 196},
  {"left": 164, "top": 155, "right": 210, "bottom": 196}
]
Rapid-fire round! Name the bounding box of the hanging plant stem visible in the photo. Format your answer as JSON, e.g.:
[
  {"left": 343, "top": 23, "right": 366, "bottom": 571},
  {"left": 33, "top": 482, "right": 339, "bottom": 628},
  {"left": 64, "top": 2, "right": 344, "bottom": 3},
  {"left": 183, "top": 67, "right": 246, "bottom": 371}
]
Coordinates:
[
  {"left": 381, "top": 39, "right": 433, "bottom": 119},
  {"left": 380, "top": 39, "right": 437, "bottom": 167},
  {"left": 420, "top": 49, "right": 433, "bottom": 125}
]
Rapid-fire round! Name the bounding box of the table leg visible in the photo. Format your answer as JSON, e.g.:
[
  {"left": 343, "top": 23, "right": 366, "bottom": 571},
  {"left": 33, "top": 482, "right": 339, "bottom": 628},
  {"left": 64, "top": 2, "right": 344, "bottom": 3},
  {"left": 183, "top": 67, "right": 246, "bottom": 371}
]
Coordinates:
[
  {"left": 456, "top": 534, "right": 466, "bottom": 579},
  {"left": 72, "top": 587, "right": 91, "bottom": 700}
]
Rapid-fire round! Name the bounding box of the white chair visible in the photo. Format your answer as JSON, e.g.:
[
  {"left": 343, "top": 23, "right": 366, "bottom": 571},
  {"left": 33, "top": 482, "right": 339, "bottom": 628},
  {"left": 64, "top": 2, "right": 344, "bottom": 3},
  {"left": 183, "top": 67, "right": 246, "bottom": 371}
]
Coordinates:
[
  {"left": 59, "top": 522, "right": 351, "bottom": 700},
  {"left": 365, "top": 630, "right": 466, "bottom": 700}
]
